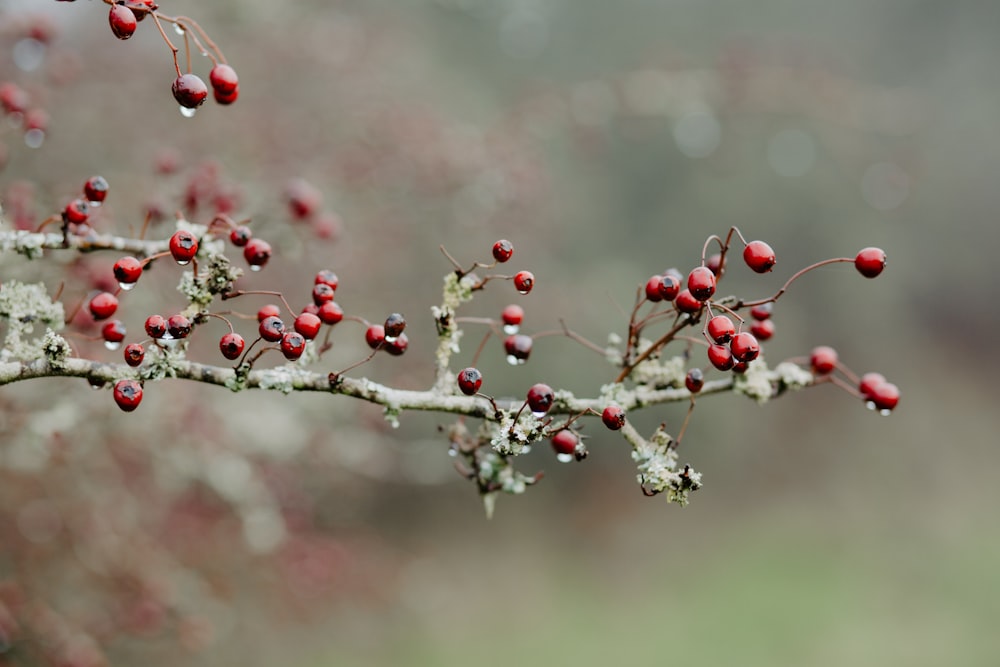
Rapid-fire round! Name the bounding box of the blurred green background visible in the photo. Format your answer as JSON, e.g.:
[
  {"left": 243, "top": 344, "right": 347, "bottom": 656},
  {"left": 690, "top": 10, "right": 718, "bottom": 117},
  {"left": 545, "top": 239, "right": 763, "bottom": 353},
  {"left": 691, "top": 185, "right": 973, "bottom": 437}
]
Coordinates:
[{"left": 2, "top": 0, "right": 999, "bottom": 665}]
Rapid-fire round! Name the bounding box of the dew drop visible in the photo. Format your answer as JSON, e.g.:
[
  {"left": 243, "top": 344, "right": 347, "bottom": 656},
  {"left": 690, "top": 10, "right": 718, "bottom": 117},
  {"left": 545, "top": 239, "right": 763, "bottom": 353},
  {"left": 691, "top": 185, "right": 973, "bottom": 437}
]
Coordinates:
[
  {"left": 24, "top": 129, "right": 44, "bottom": 148},
  {"left": 13, "top": 38, "right": 46, "bottom": 72},
  {"left": 250, "top": 264, "right": 262, "bottom": 272},
  {"left": 179, "top": 106, "right": 197, "bottom": 118},
  {"left": 173, "top": 24, "right": 186, "bottom": 35},
  {"left": 530, "top": 410, "right": 547, "bottom": 419},
  {"left": 517, "top": 288, "right": 530, "bottom": 295},
  {"left": 521, "top": 445, "right": 532, "bottom": 455},
  {"left": 448, "top": 448, "right": 458, "bottom": 458},
  {"left": 200, "top": 50, "right": 208, "bottom": 57},
  {"left": 503, "top": 324, "right": 519, "bottom": 335},
  {"left": 879, "top": 409, "right": 892, "bottom": 416},
  {"left": 175, "top": 259, "right": 190, "bottom": 266},
  {"left": 865, "top": 400, "right": 876, "bottom": 411},
  {"left": 161, "top": 336, "right": 180, "bottom": 348},
  {"left": 506, "top": 354, "right": 518, "bottom": 366},
  {"left": 118, "top": 281, "right": 137, "bottom": 292},
  {"left": 384, "top": 334, "right": 398, "bottom": 343},
  {"left": 104, "top": 341, "right": 121, "bottom": 351},
  {"left": 556, "top": 453, "right": 574, "bottom": 463}
]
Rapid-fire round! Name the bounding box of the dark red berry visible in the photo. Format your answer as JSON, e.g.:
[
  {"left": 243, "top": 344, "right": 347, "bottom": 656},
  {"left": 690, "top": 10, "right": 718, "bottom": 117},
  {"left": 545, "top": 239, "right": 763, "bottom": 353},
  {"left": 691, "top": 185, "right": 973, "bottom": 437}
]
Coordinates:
[
  {"left": 706, "top": 315, "right": 735, "bottom": 344},
  {"left": 492, "top": 239, "right": 514, "bottom": 263},
  {"left": 743, "top": 240, "right": 776, "bottom": 273},
  {"left": 257, "top": 304, "right": 281, "bottom": 322},
  {"left": 144, "top": 314, "right": 166, "bottom": 339},
  {"left": 286, "top": 179, "right": 322, "bottom": 219},
  {"left": 88, "top": 292, "right": 118, "bottom": 320},
  {"left": 208, "top": 64, "right": 239, "bottom": 96},
  {"left": 172, "top": 74, "right": 208, "bottom": 110},
  {"left": 457, "top": 368, "right": 483, "bottom": 395},
  {"left": 317, "top": 301, "right": 344, "bottom": 325},
  {"left": 859, "top": 372, "right": 886, "bottom": 400},
  {"left": 126, "top": 0, "right": 155, "bottom": 21},
  {"left": 513, "top": 271, "right": 534, "bottom": 295},
  {"left": 243, "top": 238, "right": 272, "bottom": 269},
  {"left": 259, "top": 316, "right": 285, "bottom": 342},
  {"left": 504, "top": 334, "right": 532, "bottom": 363},
  {"left": 113, "top": 256, "right": 142, "bottom": 286},
  {"left": 384, "top": 332, "right": 408, "bottom": 356},
  {"left": 294, "top": 313, "right": 322, "bottom": 340},
  {"left": 708, "top": 344, "right": 734, "bottom": 371},
  {"left": 687, "top": 266, "right": 716, "bottom": 301},
  {"left": 526, "top": 383, "right": 555, "bottom": 415},
  {"left": 314, "top": 270, "right": 339, "bottom": 290},
  {"left": 63, "top": 199, "right": 90, "bottom": 225},
  {"left": 645, "top": 275, "right": 666, "bottom": 302},
  {"left": 229, "top": 225, "right": 252, "bottom": 247},
  {"left": 83, "top": 176, "right": 109, "bottom": 203},
  {"left": 855, "top": 247, "right": 887, "bottom": 278},
  {"left": 750, "top": 303, "right": 772, "bottom": 320},
  {"left": 169, "top": 230, "right": 198, "bottom": 264},
  {"left": 214, "top": 86, "right": 239, "bottom": 106},
  {"left": 732, "top": 361, "right": 750, "bottom": 374},
  {"left": 551, "top": 429, "right": 579, "bottom": 456},
  {"left": 167, "top": 314, "right": 191, "bottom": 339},
  {"left": 383, "top": 313, "right": 406, "bottom": 339},
  {"left": 113, "top": 379, "right": 143, "bottom": 412},
  {"left": 675, "top": 289, "right": 703, "bottom": 314},
  {"left": 810, "top": 346, "right": 838, "bottom": 375},
  {"left": 280, "top": 331, "right": 307, "bottom": 360},
  {"left": 869, "top": 382, "right": 899, "bottom": 412},
  {"left": 219, "top": 332, "right": 245, "bottom": 360},
  {"left": 685, "top": 368, "right": 704, "bottom": 393},
  {"left": 750, "top": 318, "right": 775, "bottom": 341},
  {"left": 365, "top": 324, "right": 385, "bottom": 349},
  {"left": 705, "top": 253, "right": 724, "bottom": 277},
  {"left": 101, "top": 319, "right": 127, "bottom": 345},
  {"left": 312, "top": 283, "right": 336, "bottom": 306},
  {"left": 123, "top": 343, "right": 144, "bottom": 366},
  {"left": 658, "top": 274, "right": 681, "bottom": 301},
  {"left": 601, "top": 406, "right": 626, "bottom": 430},
  {"left": 109, "top": 4, "right": 137, "bottom": 39},
  {"left": 730, "top": 332, "right": 760, "bottom": 363},
  {"left": 501, "top": 304, "right": 524, "bottom": 327}
]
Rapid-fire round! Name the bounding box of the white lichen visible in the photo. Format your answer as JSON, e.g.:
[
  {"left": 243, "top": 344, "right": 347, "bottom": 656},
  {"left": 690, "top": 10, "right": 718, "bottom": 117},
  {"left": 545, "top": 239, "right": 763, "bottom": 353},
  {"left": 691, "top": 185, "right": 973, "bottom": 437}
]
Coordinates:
[
  {"left": 0, "top": 281, "right": 66, "bottom": 362},
  {"left": 733, "top": 356, "right": 775, "bottom": 403},
  {"left": 775, "top": 361, "right": 814, "bottom": 390},
  {"left": 41, "top": 329, "right": 71, "bottom": 368},
  {"left": 632, "top": 353, "right": 687, "bottom": 388}
]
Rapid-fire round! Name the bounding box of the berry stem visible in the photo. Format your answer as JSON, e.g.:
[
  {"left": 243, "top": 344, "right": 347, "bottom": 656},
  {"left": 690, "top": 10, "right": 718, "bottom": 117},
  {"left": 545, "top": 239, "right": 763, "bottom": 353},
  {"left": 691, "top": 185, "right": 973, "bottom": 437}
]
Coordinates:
[{"left": 740, "top": 257, "right": 853, "bottom": 308}]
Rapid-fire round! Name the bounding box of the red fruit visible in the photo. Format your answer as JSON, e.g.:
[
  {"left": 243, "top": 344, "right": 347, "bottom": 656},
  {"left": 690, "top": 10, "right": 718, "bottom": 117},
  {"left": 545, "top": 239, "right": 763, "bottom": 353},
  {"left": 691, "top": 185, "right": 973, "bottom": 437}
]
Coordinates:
[
  {"left": 102, "top": 319, "right": 127, "bottom": 345},
  {"left": 513, "top": 271, "right": 534, "bottom": 295},
  {"left": 113, "top": 256, "right": 142, "bottom": 286},
  {"left": 743, "top": 240, "right": 776, "bottom": 273},
  {"left": 257, "top": 304, "right": 281, "bottom": 322},
  {"left": 109, "top": 4, "right": 137, "bottom": 39},
  {"left": 675, "top": 289, "right": 703, "bottom": 314},
  {"left": 229, "top": 225, "right": 252, "bottom": 247},
  {"left": 504, "top": 334, "right": 533, "bottom": 363},
  {"left": 687, "top": 266, "right": 716, "bottom": 301},
  {"left": 214, "top": 86, "right": 239, "bottom": 106},
  {"left": 286, "top": 179, "right": 322, "bottom": 219},
  {"left": 219, "top": 332, "right": 245, "bottom": 360},
  {"left": 168, "top": 230, "right": 198, "bottom": 264},
  {"left": 280, "top": 331, "right": 307, "bottom": 360},
  {"left": 858, "top": 372, "right": 886, "bottom": 400},
  {"left": 0, "top": 83, "right": 29, "bottom": 115},
  {"left": 645, "top": 275, "right": 665, "bottom": 302},
  {"left": 172, "top": 74, "right": 208, "bottom": 110},
  {"left": 810, "top": 345, "right": 838, "bottom": 375},
  {"left": 551, "top": 429, "right": 579, "bottom": 456},
  {"left": 855, "top": 247, "right": 887, "bottom": 278},
  {"left": 208, "top": 64, "right": 239, "bottom": 96},
  {"left": 301, "top": 303, "right": 320, "bottom": 316},
  {"left": 259, "top": 316, "right": 285, "bottom": 342},
  {"left": 685, "top": 368, "right": 704, "bottom": 393},
  {"left": 63, "top": 199, "right": 90, "bottom": 225},
  {"left": 384, "top": 332, "right": 408, "bottom": 356},
  {"left": 88, "top": 292, "right": 118, "bottom": 320},
  {"left": 123, "top": 343, "right": 145, "bottom": 366},
  {"left": 113, "top": 379, "right": 143, "bottom": 412},
  {"left": 383, "top": 313, "right": 406, "bottom": 339},
  {"left": 732, "top": 361, "right": 749, "bottom": 374},
  {"left": 317, "top": 301, "right": 344, "bottom": 325},
  {"left": 457, "top": 368, "right": 483, "bottom": 395},
  {"left": 706, "top": 315, "right": 735, "bottom": 344},
  {"left": 750, "top": 303, "right": 772, "bottom": 320},
  {"left": 705, "top": 253, "right": 724, "bottom": 277},
  {"left": 601, "top": 405, "right": 626, "bottom": 430},
  {"left": 708, "top": 344, "right": 734, "bottom": 371},
  {"left": 23, "top": 108, "right": 48, "bottom": 132},
  {"left": 314, "top": 270, "right": 339, "bottom": 290},
  {"left": 492, "top": 239, "right": 514, "bottom": 263},
  {"left": 144, "top": 314, "right": 166, "bottom": 339},
  {"left": 167, "top": 314, "right": 191, "bottom": 339},
  {"left": 365, "top": 324, "right": 385, "bottom": 349},
  {"left": 126, "top": 0, "right": 155, "bottom": 21},
  {"left": 312, "top": 283, "right": 335, "bottom": 306},
  {"left": 294, "top": 313, "right": 322, "bottom": 340},
  {"left": 869, "top": 382, "right": 899, "bottom": 412},
  {"left": 243, "top": 238, "right": 272, "bottom": 269},
  {"left": 526, "top": 383, "right": 555, "bottom": 415},
  {"left": 730, "top": 331, "right": 760, "bottom": 363},
  {"left": 750, "top": 318, "right": 774, "bottom": 341},
  {"left": 501, "top": 304, "right": 524, "bottom": 327},
  {"left": 658, "top": 274, "right": 681, "bottom": 301},
  {"left": 83, "top": 176, "right": 109, "bottom": 203}
]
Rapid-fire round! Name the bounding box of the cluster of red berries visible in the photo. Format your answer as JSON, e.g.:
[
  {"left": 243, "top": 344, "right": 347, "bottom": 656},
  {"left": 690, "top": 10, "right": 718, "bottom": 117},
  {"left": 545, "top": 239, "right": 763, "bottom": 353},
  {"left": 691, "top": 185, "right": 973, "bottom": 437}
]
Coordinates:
[
  {"left": 284, "top": 179, "right": 342, "bottom": 241},
  {"left": 61, "top": 175, "right": 110, "bottom": 233},
  {"left": 808, "top": 345, "right": 899, "bottom": 413},
  {"left": 0, "top": 81, "right": 48, "bottom": 151},
  {"left": 364, "top": 313, "right": 409, "bottom": 356},
  {"left": 172, "top": 63, "right": 240, "bottom": 111}
]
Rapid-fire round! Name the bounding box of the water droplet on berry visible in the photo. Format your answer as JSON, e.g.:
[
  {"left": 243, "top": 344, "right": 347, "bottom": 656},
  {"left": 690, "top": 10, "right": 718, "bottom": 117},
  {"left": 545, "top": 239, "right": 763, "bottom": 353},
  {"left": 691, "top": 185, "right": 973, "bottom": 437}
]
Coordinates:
[
  {"left": 448, "top": 448, "right": 458, "bottom": 458},
  {"left": 556, "top": 453, "right": 574, "bottom": 463},
  {"left": 865, "top": 400, "right": 876, "bottom": 410},
  {"left": 517, "top": 288, "right": 530, "bottom": 295},
  {"left": 179, "top": 106, "right": 197, "bottom": 118},
  {"left": 104, "top": 340, "right": 121, "bottom": 351},
  {"left": 173, "top": 24, "right": 186, "bottom": 35},
  {"left": 88, "top": 200, "right": 103, "bottom": 208},
  {"left": 249, "top": 264, "right": 262, "bottom": 272},
  {"left": 503, "top": 324, "right": 519, "bottom": 335},
  {"left": 13, "top": 38, "right": 45, "bottom": 72},
  {"left": 160, "top": 335, "right": 180, "bottom": 348},
  {"left": 506, "top": 355, "right": 525, "bottom": 366},
  {"left": 118, "top": 281, "right": 137, "bottom": 292},
  {"left": 175, "top": 258, "right": 190, "bottom": 266},
  {"left": 384, "top": 334, "right": 398, "bottom": 343},
  {"left": 530, "top": 410, "right": 547, "bottom": 419},
  {"left": 24, "top": 129, "right": 44, "bottom": 148},
  {"left": 879, "top": 408, "right": 892, "bottom": 416}
]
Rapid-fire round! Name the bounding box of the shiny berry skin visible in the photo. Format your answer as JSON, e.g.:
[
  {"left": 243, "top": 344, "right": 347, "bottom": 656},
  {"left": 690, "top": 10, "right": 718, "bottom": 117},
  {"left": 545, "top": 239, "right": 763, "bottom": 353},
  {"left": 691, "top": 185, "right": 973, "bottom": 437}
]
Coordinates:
[
  {"left": 383, "top": 313, "right": 406, "bottom": 339},
  {"left": 229, "top": 225, "right": 252, "bottom": 247},
  {"left": 601, "top": 406, "right": 626, "bottom": 430},
  {"left": 259, "top": 316, "right": 285, "bottom": 342},
  {"left": 102, "top": 319, "right": 127, "bottom": 345},
  {"left": 457, "top": 368, "right": 483, "bottom": 395},
  {"left": 113, "top": 256, "right": 142, "bottom": 286},
  {"left": 144, "top": 314, "right": 166, "bottom": 339},
  {"left": 168, "top": 230, "right": 198, "bottom": 264},
  {"left": 732, "top": 361, "right": 750, "bottom": 374},
  {"left": 675, "top": 289, "right": 703, "bottom": 314},
  {"left": 317, "top": 301, "right": 344, "bottom": 325},
  {"left": 294, "top": 313, "right": 322, "bottom": 340},
  {"left": 208, "top": 64, "right": 239, "bottom": 96},
  {"left": 858, "top": 372, "right": 886, "bottom": 400},
  {"left": 123, "top": 343, "right": 145, "bottom": 366},
  {"left": 63, "top": 199, "right": 90, "bottom": 225},
  {"left": 750, "top": 303, "right": 772, "bottom": 320},
  {"left": 280, "top": 331, "right": 307, "bottom": 360},
  {"left": 750, "top": 318, "right": 775, "bottom": 341},
  {"left": 551, "top": 429, "right": 579, "bottom": 456},
  {"left": 83, "top": 176, "right": 109, "bottom": 203},
  {"left": 687, "top": 267, "right": 716, "bottom": 301},
  {"left": 219, "top": 332, "right": 245, "bottom": 360},
  {"left": 504, "top": 334, "right": 532, "bottom": 363},
  {"left": 172, "top": 74, "right": 208, "bottom": 110},
  {"left": 685, "top": 368, "right": 704, "bottom": 393},
  {"left": 743, "top": 240, "right": 776, "bottom": 273},
  {"left": 257, "top": 304, "right": 281, "bottom": 322},
  {"left": 314, "top": 270, "right": 339, "bottom": 290},
  {"left": 707, "top": 315, "right": 735, "bottom": 344},
  {"left": 384, "top": 332, "right": 409, "bottom": 356},
  {"left": 126, "top": 0, "right": 155, "bottom": 21},
  {"left": 513, "top": 271, "right": 534, "bottom": 295},
  {"left": 312, "top": 283, "right": 335, "bottom": 306},
  {"left": 109, "top": 4, "right": 137, "bottom": 39},
  {"left": 855, "top": 247, "right": 887, "bottom": 278},
  {"left": 365, "top": 324, "right": 385, "bottom": 349},
  {"left": 810, "top": 345, "right": 838, "bottom": 375},
  {"left": 113, "top": 379, "right": 143, "bottom": 412},
  {"left": 658, "top": 274, "right": 681, "bottom": 301},
  {"left": 730, "top": 331, "right": 760, "bottom": 363},
  {"left": 705, "top": 253, "right": 724, "bottom": 277},
  {"left": 492, "top": 239, "right": 514, "bottom": 263},
  {"left": 526, "top": 383, "right": 555, "bottom": 415},
  {"left": 88, "top": 292, "right": 118, "bottom": 320},
  {"left": 869, "top": 382, "right": 899, "bottom": 412},
  {"left": 501, "top": 304, "right": 524, "bottom": 327},
  {"left": 645, "top": 275, "right": 666, "bottom": 302},
  {"left": 167, "top": 314, "right": 191, "bottom": 339},
  {"left": 708, "top": 344, "right": 734, "bottom": 371},
  {"left": 243, "top": 238, "right": 272, "bottom": 268}
]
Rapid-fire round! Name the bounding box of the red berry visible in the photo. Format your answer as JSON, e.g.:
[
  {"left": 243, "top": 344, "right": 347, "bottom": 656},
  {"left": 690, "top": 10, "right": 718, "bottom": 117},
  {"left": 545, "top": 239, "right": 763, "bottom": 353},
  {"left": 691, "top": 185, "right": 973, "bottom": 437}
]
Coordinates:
[
  {"left": 685, "top": 368, "right": 704, "bottom": 393},
  {"left": 383, "top": 313, "right": 406, "bottom": 339},
  {"left": 294, "top": 312, "right": 322, "bottom": 340},
  {"left": 317, "top": 301, "right": 344, "bottom": 325},
  {"left": 457, "top": 368, "right": 483, "bottom": 395},
  {"left": 109, "top": 4, "right": 137, "bottom": 39},
  {"left": 312, "top": 283, "right": 336, "bottom": 306},
  {"left": 384, "top": 332, "right": 408, "bottom": 356},
  {"left": 126, "top": 0, "right": 155, "bottom": 21},
  {"left": 501, "top": 304, "right": 524, "bottom": 327},
  {"left": 314, "top": 270, "right": 339, "bottom": 290},
  {"left": 259, "top": 316, "right": 285, "bottom": 342},
  {"left": 229, "top": 225, "right": 252, "bottom": 247},
  {"left": 858, "top": 372, "right": 886, "bottom": 400},
  {"left": 504, "top": 334, "right": 532, "bottom": 364},
  {"left": 83, "top": 176, "right": 109, "bottom": 203},
  {"left": 675, "top": 289, "right": 703, "bottom": 314},
  {"left": 750, "top": 303, "right": 772, "bottom": 320},
  {"left": 687, "top": 266, "right": 716, "bottom": 301},
  {"left": 658, "top": 274, "right": 681, "bottom": 301},
  {"left": 63, "top": 199, "right": 90, "bottom": 225},
  {"left": 208, "top": 64, "right": 239, "bottom": 96},
  {"left": 123, "top": 343, "right": 145, "bottom": 366},
  {"left": 214, "top": 87, "right": 239, "bottom": 106},
  {"left": 286, "top": 179, "right": 322, "bottom": 219},
  {"left": 855, "top": 247, "right": 887, "bottom": 278},
  {"left": 243, "top": 238, "right": 272, "bottom": 269},
  {"left": 113, "top": 256, "right": 142, "bottom": 287},
  {"left": 144, "top": 314, "right": 166, "bottom": 339},
  {"left": 869, "top": 382, "right": 899, "bottom": 413},
  {"left": 513, "top": 271, "right": 534, "bottom": 295},
  {"left": 601, "top": 405, "right": 626, "bottom": 430},
  {"left": 101, "top": 319, "right": 127, "bottom": 346},
  {"left": 645, "top": 275, "right": 666, "bottom": 302},
  {"left": 810, "top": 345, "right": 838, "bottom": 375},
  {"left": 280, "top": 331, "right": 307, "bottom": 360},
  {"left": 492, "top": 239, "right": 514, "bottom": 263},
  {"left": 219, "top": 332, "right": 245, "bottom": 360},
  {"left": 169, "top": 230, "right": 199, "bottom": 264},
  {"left": 172, "top": 74, "right": 208, "bottom": 110},
  {"left": 705, "top": 253, "right": 724, "bottom": 277},
  {"left": 706, "top": 315, "right": 735, "bottom": 344},
  {"left": 23, "top": 109, "right": 48, "bottom": 133},
  {"left": 88, "top": 292, "right": 118, "bottom": 320},
  {"left": 0, "top": 83, "right": 29, "bottom": 115},
  {"left": 743, "top": 240, "right": 776, "bottom": 273},
  {"left": 551, "top": 429, "right": 579, "bottom": 456},
  {"left": 526, "top": 383, "right": 555, "bottom": 415},
  {"left": 708, "top": 344, "right": 734, "bottom": 371},
  {"left": 732, "top": 360, "right": 750, "bottom": 374},
  {"left": 301, "top": 303, "right": 320, "bottom": 316},
  {"left": 257, "top": 304, "right": 281, "bottom": 322},
  {"left": 113, "top": 379, "right": 143, "bottom": 412},
  {"left": 750, "top": 318, "right": 774, "bottom": 341},
  {"left": 167, "top": 314, "right": 191, "bottom": 339},
  {"left": 365, "top": 324, "right": 385, "bottom": 349},
  {"left": 730, "top": 332, "right": 760, "bottom": 363}
]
